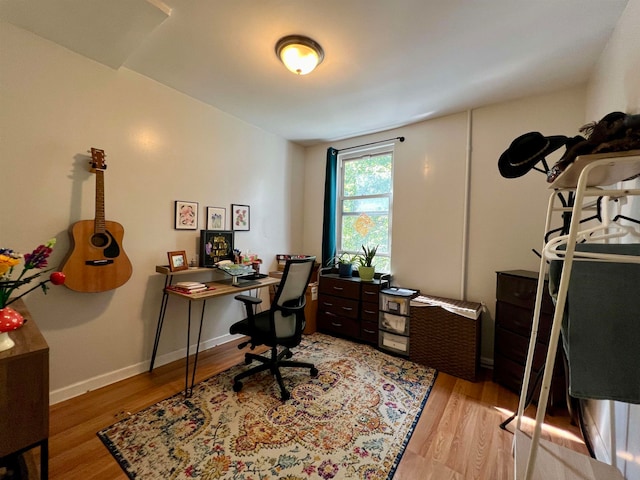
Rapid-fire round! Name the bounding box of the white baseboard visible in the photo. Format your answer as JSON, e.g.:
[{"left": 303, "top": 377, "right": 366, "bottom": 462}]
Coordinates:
[
  {"left": 49, "top": 333, "right": 238, "bottom": 405},
  {"left": 50, "top": 340, "right": 497, "bottom": 404},
  {"left": 480, "top": 356, "right": 494, "bottom": 369}
]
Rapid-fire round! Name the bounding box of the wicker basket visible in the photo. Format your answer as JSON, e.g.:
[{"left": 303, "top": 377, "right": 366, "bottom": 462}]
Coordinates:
[{"left": 409, "top": 295, "right": 482, "bottom": 382}]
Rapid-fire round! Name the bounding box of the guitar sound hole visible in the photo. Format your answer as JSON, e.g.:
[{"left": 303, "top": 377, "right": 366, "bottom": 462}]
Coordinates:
[{"left": 91, "top": 233, "right": 110, "bottom": 248}]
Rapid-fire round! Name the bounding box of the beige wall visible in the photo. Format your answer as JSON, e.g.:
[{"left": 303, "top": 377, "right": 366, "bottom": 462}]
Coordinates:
[
  {"left": 304, "top": 114, "right": 469, "bottom": 296},
  {"left": 0, "top": 22, "right": 306, "bottom": 402},
  {"left": 303, "top": 87, "right": 586, "bottom": 363},
  {"left": 467, "top": 88, "right": 586, "bottom": 358}
]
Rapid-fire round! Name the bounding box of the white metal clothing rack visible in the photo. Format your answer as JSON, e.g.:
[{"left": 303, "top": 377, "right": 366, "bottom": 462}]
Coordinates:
[{"left": 514, "top": 150, "right": 640, "bottom": 480}]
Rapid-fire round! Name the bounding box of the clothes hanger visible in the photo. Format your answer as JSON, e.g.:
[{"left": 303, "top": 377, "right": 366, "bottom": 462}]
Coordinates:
[
  {"left": 584, "top": 223, "right": 640, "bottom": 242},
  {"left": 544, "top": 195, "right": 604, "bottom": 243},
  {"left": 544, "top": 220, "right": 640, "bottom": 263},
  {"left": 608, "top": 195, "right": 640, "bottom": 226},
  {"left": 611, "top": 213, "right": 640, "bottom": 226},
  {"left": 545, "top": 194, "right": 640, "bottom": 257}
]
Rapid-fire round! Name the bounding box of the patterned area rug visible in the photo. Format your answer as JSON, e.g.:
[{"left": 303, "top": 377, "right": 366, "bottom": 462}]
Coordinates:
[{"left": 98, "top": 333, "right": 437, "bottom": 479}]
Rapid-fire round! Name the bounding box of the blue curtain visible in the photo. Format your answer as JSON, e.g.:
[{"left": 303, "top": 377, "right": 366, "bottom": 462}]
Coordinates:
[{"left": 321, "top": 147, "right": 338, "bottom": 266}]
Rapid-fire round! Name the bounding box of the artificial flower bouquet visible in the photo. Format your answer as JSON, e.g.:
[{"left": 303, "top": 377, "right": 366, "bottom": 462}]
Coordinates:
[{"left": 0, "top": 238, "right": 65, "bottom": 309}]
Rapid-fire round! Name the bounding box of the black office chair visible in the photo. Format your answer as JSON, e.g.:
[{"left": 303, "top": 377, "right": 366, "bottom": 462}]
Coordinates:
[{"left": 229, "top": 256, "right": 318, "bottom": 400}]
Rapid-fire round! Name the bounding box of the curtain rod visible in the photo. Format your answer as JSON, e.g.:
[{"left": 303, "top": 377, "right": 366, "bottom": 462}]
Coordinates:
[{"left": 335, "top": 136, "right": 405, "bottom": 153}]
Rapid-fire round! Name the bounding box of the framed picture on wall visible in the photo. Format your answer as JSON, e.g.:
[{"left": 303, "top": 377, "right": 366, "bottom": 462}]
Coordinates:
[
  {"left": 231, "top": 204, "right": 250, "bottom": 231},
  {"left": 199, "top": 230, "right": 234, "bottom": 267},
  {"left": 206, "top": 206, "right": 226, "bottom": 230},
  {"left": 175, "top": 201, "right": 198, "bottom": 230},
  {"left": 167, "top": 250, "right": 189, "bottom": 272}
]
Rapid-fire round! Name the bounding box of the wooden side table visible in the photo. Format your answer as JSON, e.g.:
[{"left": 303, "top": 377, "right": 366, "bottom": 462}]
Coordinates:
[{"left": 0, "top": 299, "right": 49, "bottom": 479}]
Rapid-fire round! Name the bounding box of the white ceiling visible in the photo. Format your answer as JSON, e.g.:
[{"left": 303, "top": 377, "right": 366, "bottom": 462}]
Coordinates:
[{"left": 0, "top": 0, "right": 629, "bottom": 146}]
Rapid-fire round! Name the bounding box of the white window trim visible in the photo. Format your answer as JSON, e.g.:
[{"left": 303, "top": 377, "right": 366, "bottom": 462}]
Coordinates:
[{"left": 336, "top": 144, "right": 394, "bottom": 265}]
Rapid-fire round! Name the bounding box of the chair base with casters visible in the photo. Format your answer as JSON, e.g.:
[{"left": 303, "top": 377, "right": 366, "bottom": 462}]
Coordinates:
[
  {"left": 231, "top": 343, "right": 318, "bottom": 400},
  {"left": 229, "top": 256, "right": 318, "bottom": 401}
]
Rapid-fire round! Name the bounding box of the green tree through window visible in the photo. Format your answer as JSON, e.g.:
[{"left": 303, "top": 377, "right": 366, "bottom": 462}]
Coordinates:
[{"left": 338, "top": 145, "right": 393, "bottom": 273}]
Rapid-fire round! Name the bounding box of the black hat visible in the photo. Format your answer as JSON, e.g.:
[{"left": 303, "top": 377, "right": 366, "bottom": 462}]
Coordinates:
[{"left": 498, "top": 132, "right": 568, "bottom": 178}]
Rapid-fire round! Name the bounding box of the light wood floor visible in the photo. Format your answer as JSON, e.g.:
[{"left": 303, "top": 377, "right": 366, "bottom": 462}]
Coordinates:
[{"left": 23, "top": 337, "right": 587, "bottom": 480}]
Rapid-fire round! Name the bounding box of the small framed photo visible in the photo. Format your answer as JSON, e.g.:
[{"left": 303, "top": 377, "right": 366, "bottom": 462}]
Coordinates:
[
  {"left": 167, "top": 250, "right": 189, "bottom": 272},
  {"left": 199, "top": 230, "right": 234, "bottom": 267},
  {"left": 175, "top": 201, "right": 198, "bottom": 230},
  {"left": 206, "top": 206, "right": 226, "bottom": 230},
  {"left": 231, "top": 204, "right": 250, "bottom": 231}
]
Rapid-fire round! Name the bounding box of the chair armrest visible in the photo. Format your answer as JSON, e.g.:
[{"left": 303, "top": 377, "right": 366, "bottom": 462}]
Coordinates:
[
  {"left": 235, "top": 294, "right": 263, "bottom": 323},
  {"left": 278, "top": 298, "right": 306, "bottom": 316},
  {"left": 235, "top": 295, "right": 263, "bottom": 305}
]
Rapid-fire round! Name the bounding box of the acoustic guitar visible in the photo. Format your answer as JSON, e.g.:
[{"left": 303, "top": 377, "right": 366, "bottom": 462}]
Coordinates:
[{"left": 61, "top": 148, "right": 132, "bottom": 292}]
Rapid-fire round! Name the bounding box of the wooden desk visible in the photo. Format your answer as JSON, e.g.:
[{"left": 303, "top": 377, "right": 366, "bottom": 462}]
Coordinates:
[
  {"left": 150, "top": 266, "right": 279, "bottom": 396},
  {"left": 0, "top": 299, "right": 49, "bottom": 480}
]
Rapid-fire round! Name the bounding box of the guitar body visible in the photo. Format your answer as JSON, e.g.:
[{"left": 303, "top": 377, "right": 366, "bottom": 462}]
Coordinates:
[
  {"left": 62, "top": 220, "right": 132, "bottom": 292},
  {"left": 61, "top": 147, "right": 132, "bottom": 292}
]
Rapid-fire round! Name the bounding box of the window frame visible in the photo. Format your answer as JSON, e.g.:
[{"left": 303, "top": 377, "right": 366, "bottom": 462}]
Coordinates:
[{"left": 336, "top": 144, "right": 394, "bottom": 271}]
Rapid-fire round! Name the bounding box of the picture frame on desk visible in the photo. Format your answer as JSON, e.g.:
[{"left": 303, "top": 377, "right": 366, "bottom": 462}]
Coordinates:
[
  {"left": 206, "top": 206, "right": 226, "bottom": 230},
  {"left": 199, "top": 230, "right": 234, "bottom": 267},
  {"left": 174, "top": 201, "right": 198, "bottom": 230},
  {"left": 167, "top": 250, "right": 189, "bottom": 272},
  {"left": 231, "top": 204, "right": 250, "bottom": 231}
]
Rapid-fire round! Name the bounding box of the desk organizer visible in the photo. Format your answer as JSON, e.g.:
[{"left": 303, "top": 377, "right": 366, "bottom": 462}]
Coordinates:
[{"left": 409, "top": 295, "right": 482, "bottom": 382}]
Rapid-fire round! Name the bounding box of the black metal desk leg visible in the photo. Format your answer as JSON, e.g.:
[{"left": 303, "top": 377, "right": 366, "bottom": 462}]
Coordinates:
[
  {"left": 149, "top": 275, "right": 172, "bottom": 372},
  {"left": 189, "top": 300, "right": 207, "bottom": 395},
  {"left": 185, "top": 300, "right": 192, "bottom": 397},
  {"left": 149, "top": 292, "right": 169, "bottom": 372}
]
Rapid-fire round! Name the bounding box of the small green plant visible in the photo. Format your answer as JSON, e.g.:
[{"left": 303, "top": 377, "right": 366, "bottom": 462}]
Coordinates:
[
  {"left": 358, "top": 244, "right": 378, "bottom": 267},
  {"left": 330, "top": 252, "right": 358, "bottom": 266}
]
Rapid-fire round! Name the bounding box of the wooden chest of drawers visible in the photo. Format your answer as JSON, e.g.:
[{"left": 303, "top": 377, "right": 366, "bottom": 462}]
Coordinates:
[
  {"left": 0, "top": 300, "right": 49, "bottom": 478},
  {"left": 317, "top": 272, "right": 389, "bottom": 344},
  {"left": 360, "top": 283, "right": 381, "bottom": 343},
  {"left": 493, "top": 270, "right": 566, "bottom": 405}
]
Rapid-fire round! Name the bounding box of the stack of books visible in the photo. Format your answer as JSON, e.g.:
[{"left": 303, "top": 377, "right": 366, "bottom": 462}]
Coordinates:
[{"left": 166, "top": 281, "right": 209, "bottom": 294}]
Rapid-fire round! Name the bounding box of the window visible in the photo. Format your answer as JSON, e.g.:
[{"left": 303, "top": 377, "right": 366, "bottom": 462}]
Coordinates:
[{"left": 337, "top": 145, "right": 393, "bottom": 273}]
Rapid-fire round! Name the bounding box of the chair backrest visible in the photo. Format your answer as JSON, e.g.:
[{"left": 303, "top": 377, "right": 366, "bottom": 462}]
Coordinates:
[{"left": 271, "top": 257, "right": 316, "bottom": 340}]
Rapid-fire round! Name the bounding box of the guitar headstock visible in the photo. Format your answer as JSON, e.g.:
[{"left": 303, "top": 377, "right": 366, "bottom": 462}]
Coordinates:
[{"left": 89, "top": 148, "right": 107, "bottom": 171}]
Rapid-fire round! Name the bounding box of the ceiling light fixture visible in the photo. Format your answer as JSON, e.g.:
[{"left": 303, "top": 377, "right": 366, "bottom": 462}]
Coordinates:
[{"left": 275, "top": 35, "right": 324, "bottom": 75}]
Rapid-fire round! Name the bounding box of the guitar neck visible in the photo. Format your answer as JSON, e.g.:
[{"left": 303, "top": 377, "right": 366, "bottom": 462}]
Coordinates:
[{"left": 95, "top": 170, "right": 106, "bottom": 233}]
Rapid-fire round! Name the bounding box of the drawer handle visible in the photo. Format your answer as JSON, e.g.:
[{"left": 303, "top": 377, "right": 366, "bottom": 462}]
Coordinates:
[
  {"left": 364, "top": 309, "right": 376, "bottom": 314},
  {"left": 363, "top": 291, "right": 376, "bottom": 296},
  {"left": 331, "top": 322, "right": 343, "bottom": 327},
  {"left": 341, "top": 307, "right": 353, "bottom": 312},
  {"left": 323, "top": 302, "right": 333, "bottom": 307},
  {"left": 325, "top": 311, "right": 337, "bottom": 317},
  {"left": 332, "top": 286, "right": 344, "bottom": 291},
  {"left": 513, "top": 291, "right": 533, "bottom": 298},
  {"left": 363, "top": 328, "right": 375, "bottom": 334}
]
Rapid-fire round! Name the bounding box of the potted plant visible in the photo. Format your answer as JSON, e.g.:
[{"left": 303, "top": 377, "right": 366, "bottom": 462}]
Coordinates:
[
  {"left": 331, "top": 252, "right": 357, "bottom": 277},
  {"left": 357, "top": 244, "right": 378, "bottom": 281}
]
